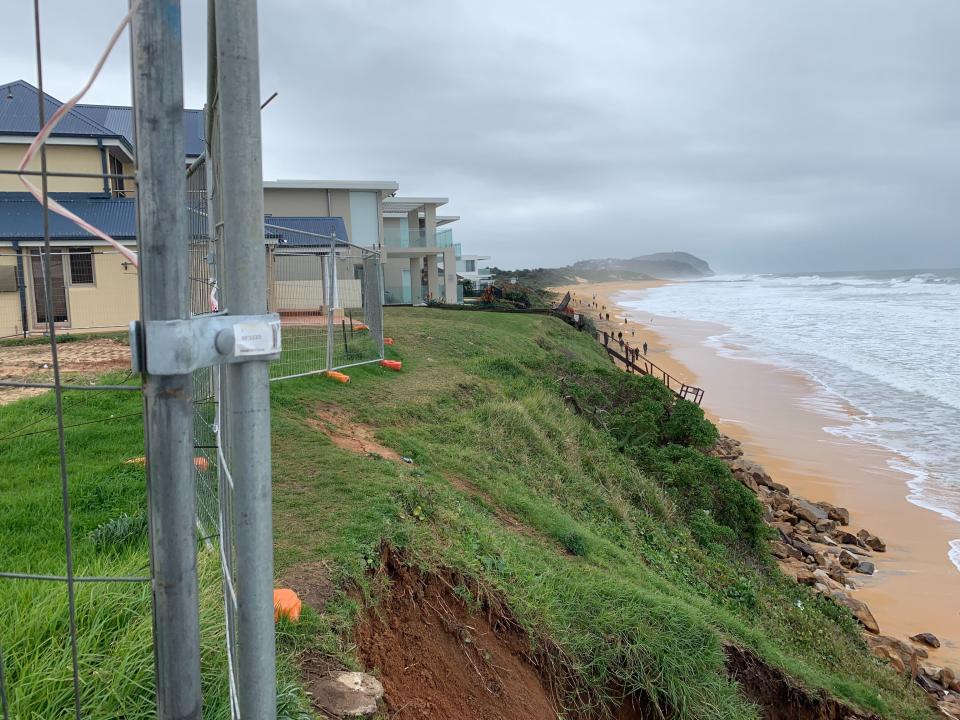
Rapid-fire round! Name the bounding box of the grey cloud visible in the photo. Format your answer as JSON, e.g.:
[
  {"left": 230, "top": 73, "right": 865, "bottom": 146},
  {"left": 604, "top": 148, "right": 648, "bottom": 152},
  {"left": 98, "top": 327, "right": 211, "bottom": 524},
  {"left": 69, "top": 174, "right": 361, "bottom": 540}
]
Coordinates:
[{"left": 3, "top": 0, "right": 958, "bottom": 271}]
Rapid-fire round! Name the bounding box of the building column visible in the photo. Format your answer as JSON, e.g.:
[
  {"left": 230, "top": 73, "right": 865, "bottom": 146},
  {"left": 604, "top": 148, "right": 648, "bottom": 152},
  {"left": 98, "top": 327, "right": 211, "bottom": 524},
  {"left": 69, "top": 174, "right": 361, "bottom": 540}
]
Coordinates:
[
  {"left": 426, "top": 254, "right": 439, "bottom": 300},
  {"left": 442, "top": 247, "right": 458, "bottom": 303},
  {"left": 423, "top": 203, "right": 437, "bottom": 246},
  {"left": 407, "top": 209, "right": 419, "bottom": 246},
  {"left": 409, "top": 256, "right": 422, "bottom": 304}
]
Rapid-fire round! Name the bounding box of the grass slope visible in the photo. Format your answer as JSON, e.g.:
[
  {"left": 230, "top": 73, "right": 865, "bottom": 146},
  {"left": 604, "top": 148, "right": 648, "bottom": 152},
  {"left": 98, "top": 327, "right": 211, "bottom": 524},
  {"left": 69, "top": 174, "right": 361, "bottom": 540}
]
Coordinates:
[
  {"left": 271, "top": 308, "right": 933, "bottom": 719},
  {"left": 0, "top": 309, "right": 934, "bottom": 718}
]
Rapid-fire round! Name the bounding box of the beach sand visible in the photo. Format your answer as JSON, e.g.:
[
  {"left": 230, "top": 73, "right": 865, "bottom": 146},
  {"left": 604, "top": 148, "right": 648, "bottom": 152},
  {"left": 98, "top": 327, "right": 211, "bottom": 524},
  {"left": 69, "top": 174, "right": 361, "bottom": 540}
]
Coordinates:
[{"left": 554, "top": 280, "right": 960, "bottom": 670}]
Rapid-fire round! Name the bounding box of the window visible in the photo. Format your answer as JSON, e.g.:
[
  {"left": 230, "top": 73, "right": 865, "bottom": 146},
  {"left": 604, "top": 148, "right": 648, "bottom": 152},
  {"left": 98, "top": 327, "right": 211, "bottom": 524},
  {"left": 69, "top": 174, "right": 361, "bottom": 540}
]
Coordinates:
[
  {"left": 68, "top": 248, "right": 95, "bottom": 285},
  {"left": 109, "top": 155, "right": 126, "bottom": 197},
  {"left": 465, "top": 260, "right": 476, "bottom": 272}
]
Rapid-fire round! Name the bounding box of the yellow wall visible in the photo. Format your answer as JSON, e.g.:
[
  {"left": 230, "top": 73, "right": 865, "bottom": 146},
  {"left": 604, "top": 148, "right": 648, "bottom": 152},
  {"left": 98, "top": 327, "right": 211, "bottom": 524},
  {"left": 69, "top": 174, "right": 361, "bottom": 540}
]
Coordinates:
[
  {"left": 65, "top": 250, "right": 139, "bottom": 330},
  {"left": 0, "top": 143, "right": 109, "bottom": 192},
  {"left": 0, "top": 250, "right": 23, "bottom": 337},
  {"left": 1, "top": 246, "right": 139, "bottom": 334}
]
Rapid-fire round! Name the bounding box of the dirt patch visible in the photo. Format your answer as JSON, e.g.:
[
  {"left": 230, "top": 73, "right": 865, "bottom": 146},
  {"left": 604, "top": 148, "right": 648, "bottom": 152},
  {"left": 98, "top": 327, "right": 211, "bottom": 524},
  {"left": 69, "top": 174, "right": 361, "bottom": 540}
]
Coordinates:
[
  {"left": 278, "top": 560, "right": 337, "bottom": 613},
  {"left": 0, "top": 338, "right": 130, "bottom": 406},
  {"left": 725, "top": 645, "right": 880, "bottom": 720},
  {"left": 0, "top": 385, "right": 48, "bottom": 405},
  {"left": 306, "top": 402, "right": 402, "bottom": 462},
  {"left": 355, "top": 552, "right": 560, "bottom": 720},
  {"left": 0, "top": 338, "right": 129, "bottom": 376}
]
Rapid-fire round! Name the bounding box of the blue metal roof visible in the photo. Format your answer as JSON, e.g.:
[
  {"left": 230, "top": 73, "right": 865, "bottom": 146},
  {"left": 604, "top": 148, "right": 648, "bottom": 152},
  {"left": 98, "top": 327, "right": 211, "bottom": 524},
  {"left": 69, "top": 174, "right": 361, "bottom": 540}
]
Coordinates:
[
  {"left": 76, "top": 104, "right": 206, "bottom": 157},
  {"left": 0, "top": 195, "right": 351, "bottom": 248},
  {"left": 0, "top": 193, "right": 137, "bottom": 240},
  {"left": 264, "top": 216, "right": 349, "bottom": 246},
  {"left": 0, "top": 81, "right": 130, "bottom": 148},
  {"left": 1, "top": 80, "right": 203, "bottom": 157}
]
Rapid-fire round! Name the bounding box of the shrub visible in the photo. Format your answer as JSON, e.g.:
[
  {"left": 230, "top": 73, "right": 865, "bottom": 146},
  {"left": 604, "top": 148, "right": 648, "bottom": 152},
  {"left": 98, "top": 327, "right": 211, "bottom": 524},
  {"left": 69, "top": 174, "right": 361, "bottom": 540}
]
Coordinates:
[
  {"left": 662, "top": 399, "right": 718, "bottom": 449},
  {"left": 555, "top": 358, "right": 765, "bottom": 555},
  {"left": 640, "top": 445, "right": 766, "bottom": 553},
  {"left": 502, "top": 289, "right": 531, "bottom": 308}
]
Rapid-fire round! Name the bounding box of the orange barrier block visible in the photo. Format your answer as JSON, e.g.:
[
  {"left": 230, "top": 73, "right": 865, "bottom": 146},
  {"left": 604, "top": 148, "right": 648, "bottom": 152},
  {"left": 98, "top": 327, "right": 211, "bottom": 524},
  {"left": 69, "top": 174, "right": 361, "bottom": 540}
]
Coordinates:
[
  {"left": 384, "top": 337, "right": 395, "bottom": 346},
  {"left": 380, "top": 360, "right": 402, "bottom": 371},
  {"left": 325, "top": 370, "right": 351, "bottom": 383},
  {"left": 354, "top": 323, "right": 369, "bottom": 331},
  {"left": 273, "top": 588, "right": 302, "bottom": 623}
]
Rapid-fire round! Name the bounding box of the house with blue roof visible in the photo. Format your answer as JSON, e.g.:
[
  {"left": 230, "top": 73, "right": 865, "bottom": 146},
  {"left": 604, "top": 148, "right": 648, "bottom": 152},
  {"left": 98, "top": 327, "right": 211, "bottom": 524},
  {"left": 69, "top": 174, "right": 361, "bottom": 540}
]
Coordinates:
[
  {"left": 0, "top": 79, "right": 477, "bottom": 337},
  {"left": 0, "top": 79, "right": 206, "bottom": 336}
]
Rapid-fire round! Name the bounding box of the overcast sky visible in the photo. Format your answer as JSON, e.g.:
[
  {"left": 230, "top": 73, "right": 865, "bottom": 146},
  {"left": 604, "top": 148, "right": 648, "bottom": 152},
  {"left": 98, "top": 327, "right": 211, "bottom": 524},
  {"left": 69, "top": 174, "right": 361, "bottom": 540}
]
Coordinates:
[{"left": 4, "top": 1, "right": 959, "bottom": 272}]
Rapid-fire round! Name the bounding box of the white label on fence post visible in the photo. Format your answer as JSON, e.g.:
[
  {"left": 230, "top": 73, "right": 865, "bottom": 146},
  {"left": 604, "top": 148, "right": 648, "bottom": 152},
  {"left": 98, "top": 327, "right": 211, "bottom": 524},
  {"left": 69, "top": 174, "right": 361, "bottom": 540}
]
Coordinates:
[{"left": 233, "top": 320, "right": 282, "bottom": 356}]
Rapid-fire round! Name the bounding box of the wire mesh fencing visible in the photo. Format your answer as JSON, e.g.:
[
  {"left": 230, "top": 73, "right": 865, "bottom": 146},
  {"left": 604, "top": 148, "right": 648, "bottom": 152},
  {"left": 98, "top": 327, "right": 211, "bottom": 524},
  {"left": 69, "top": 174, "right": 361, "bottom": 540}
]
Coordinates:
[
  {"left": 0, "top": 8, "right": 148, "bottom": 715},
  {"left": 187, "top": 131, "right": 243, "bottom": 716},
  {"left": 2, "top": 1, "right": 291, "bottom": 717},
  {"left": 267, "top": 233, "right": 384, "bottom": 381},
  {"left": 187, "top": 155, "right": 222, "bottom": 539},
  {"left": 188, "top": 154, "right": 386, "bottom": 719}
]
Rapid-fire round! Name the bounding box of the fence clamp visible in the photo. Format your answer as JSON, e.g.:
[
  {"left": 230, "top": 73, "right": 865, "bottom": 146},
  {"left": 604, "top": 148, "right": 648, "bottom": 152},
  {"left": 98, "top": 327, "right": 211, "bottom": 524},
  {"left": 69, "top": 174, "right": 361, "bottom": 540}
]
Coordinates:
[{"left": 129, "top": 314, "right": 282, "bottom": 375}]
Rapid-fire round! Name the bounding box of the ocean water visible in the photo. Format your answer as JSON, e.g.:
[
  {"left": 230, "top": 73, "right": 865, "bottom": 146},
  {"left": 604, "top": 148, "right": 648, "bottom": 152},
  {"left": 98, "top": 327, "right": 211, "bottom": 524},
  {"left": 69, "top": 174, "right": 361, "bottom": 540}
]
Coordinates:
[{"left": 617, "top": 269, "right": 960, "bottom": 571}]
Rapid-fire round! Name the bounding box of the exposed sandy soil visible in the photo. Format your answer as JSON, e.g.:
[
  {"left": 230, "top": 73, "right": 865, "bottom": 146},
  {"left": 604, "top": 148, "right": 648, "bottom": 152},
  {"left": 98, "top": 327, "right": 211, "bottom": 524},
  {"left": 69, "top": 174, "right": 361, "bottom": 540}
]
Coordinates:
[
  {"left": 0, "top": 337, "right": 131, "bottom": 405},
  {"left": 355, "top": 553, "right": 562, "bottom": 720},
  {"left": 725, "top": 645, "right": 880, "bottom": 720},
  {"left": 279, "top": 560, "right": 337, "bottom": 614},
  {"left": 306, "top": 402, "right": 403, "bottom": 462},
  {"left": 352, "top": 553, "right": 874, "bottom": 720}
]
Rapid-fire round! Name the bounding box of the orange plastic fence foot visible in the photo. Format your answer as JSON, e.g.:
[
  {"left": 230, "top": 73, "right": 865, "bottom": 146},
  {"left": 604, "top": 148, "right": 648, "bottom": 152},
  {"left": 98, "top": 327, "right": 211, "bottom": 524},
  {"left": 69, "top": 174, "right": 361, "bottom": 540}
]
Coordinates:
[
  {"left": 273, "top": 588, "right": 302, "bottom": 622},
  {"left": 380, "top": 360, "right": 402, "bottom": 371},
  {"left": 325, "top": 370, "right": 351, "bottom": 383},
  {"left": 384, "top": 337, "right": 395, "bottom": 346}
]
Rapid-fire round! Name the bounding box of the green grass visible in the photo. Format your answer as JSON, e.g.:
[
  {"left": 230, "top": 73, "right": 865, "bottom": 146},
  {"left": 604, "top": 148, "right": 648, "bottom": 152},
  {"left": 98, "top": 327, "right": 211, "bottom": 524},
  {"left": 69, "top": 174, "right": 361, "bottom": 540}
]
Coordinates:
[
  {"left": 270, "top": 308, "right": 935, "bottom": 719},
  {"left": 0, "top": 375, "right": 311, "bottom": 719},
  {"left": 0, "top": 309, "right": 936, "bottom": 718}
]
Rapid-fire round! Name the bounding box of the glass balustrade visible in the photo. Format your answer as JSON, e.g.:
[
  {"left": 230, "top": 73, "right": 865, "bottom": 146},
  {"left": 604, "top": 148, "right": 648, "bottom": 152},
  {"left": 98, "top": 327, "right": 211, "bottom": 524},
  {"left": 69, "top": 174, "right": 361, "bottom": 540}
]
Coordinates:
[{"left": 382, "top": 226, "right": 456, "bottom": 250}]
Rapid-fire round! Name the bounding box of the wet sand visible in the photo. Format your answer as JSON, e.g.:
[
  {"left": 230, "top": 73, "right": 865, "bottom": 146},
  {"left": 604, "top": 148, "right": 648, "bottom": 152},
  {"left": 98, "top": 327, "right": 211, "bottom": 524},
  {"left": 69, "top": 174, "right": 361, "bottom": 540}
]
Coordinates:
[{"left": 556, "top": 280, "right": 960, "bottom": 670}]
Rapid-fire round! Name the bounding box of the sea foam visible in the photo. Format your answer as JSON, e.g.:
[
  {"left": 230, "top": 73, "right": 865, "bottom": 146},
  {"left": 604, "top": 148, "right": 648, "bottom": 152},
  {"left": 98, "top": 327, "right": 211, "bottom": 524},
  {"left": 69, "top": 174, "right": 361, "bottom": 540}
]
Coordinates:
[{"left": 618, "top": 270, "right": 960, "bottom": 572}]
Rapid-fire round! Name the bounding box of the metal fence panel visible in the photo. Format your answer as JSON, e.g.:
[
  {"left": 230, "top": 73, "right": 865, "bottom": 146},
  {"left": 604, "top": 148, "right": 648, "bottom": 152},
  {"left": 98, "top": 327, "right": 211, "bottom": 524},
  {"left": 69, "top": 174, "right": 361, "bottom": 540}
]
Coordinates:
[{"left": 268, "top": 238, "right": 384, "bottom": 382}]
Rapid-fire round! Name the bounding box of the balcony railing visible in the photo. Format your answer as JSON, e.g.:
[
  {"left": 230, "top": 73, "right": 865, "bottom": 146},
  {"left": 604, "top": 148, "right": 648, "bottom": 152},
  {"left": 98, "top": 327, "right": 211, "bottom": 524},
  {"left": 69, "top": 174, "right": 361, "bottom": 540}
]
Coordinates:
[
  {"left": 383, "top": 226, "right": 455, "bottom": 250},
  {"left": 436, "top": 228, "right": 454, "bottom": 250}
]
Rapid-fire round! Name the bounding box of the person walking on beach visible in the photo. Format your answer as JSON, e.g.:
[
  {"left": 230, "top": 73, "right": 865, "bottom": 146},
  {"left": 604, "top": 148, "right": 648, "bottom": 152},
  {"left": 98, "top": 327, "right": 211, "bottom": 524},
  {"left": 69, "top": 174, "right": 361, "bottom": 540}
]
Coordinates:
[
  {"left": 643, "top": 341, "right": 648, "bottom": 355},
  {"left": 605, "top": 312, "right": 610, "bottom": 321}
]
